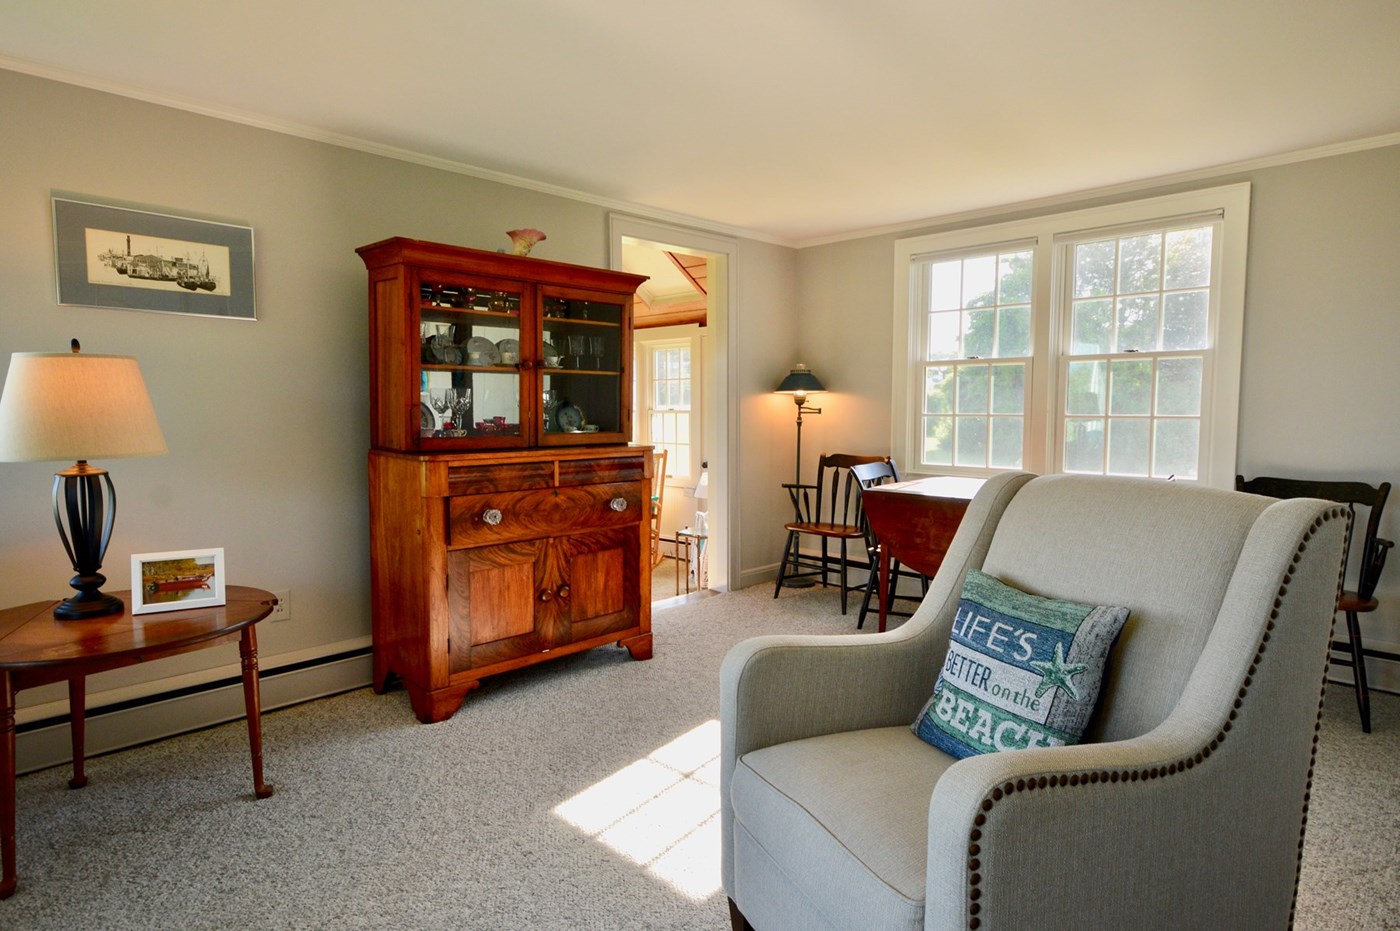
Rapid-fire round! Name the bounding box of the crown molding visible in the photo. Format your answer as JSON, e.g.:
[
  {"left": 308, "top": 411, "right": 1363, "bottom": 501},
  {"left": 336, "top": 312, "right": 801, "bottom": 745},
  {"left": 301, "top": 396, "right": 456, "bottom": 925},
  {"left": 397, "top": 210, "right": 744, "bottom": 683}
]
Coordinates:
[
  {"left": 0, "top": 57, "right": 794, "bottom": 247},
  {"left": 5, "top": 56, "right": 1395, "bottom": 253},
  {"left": 794, "top": 132, "right": 1400, "bottom": 248}
]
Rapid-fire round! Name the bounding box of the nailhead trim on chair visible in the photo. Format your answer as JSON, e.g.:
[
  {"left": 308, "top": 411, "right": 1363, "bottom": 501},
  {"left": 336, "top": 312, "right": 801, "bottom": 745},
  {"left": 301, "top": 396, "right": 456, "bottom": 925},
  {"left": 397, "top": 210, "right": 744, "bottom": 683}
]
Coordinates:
[{"left": 962, "top": 507, "right": 1349, "bottom": 931}]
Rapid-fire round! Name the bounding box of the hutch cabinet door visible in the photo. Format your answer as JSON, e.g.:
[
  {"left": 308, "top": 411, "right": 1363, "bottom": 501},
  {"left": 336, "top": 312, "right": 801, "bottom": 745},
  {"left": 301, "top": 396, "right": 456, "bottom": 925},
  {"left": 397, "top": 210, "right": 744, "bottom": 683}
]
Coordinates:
[
  {"left": 548, "top": 525, "right": 641, "bottom": 643},
  {"left": 446, "top": 539, "right": 545, "bottom": 673},
  {"left": 415, "top": 270, "right": 534, "bottom": 451},
  {"left": 539, "top": 286, "right": 634, "bottom": 447}
]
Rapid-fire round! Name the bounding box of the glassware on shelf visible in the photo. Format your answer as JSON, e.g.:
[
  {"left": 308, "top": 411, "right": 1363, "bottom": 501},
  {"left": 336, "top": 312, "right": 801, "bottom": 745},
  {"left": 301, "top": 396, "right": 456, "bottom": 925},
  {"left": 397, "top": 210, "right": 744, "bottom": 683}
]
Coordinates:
[
  {"left": 566, "top": 335, "right": 586, "bottom": 369},
  {"left": 542, "top": 389, "right": 559, "bottom": 432},
  {"left": 451, "top": 389, "right": 472, "bottom": 434}
]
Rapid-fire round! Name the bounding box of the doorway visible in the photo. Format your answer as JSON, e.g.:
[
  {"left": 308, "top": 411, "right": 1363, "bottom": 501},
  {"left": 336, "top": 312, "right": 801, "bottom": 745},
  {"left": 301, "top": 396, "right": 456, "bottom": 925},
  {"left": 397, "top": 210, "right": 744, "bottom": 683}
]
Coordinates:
[{"left": 609, "top": 215, "right": 736, "bottom": 599}]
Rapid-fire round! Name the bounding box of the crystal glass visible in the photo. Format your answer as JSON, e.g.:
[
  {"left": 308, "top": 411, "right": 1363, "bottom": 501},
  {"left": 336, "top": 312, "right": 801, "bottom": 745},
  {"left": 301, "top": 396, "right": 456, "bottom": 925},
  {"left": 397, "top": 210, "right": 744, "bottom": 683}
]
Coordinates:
[
  {"left": 566, "top": 335, "right": 586, "bottom": 369},
  {"left": 589, "top": 336, "right": 605, "bottom": 370}
]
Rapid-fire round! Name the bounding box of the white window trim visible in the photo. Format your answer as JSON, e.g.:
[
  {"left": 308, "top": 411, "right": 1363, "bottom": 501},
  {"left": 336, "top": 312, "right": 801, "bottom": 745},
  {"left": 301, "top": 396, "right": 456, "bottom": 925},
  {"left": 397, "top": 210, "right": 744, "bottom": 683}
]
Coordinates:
[{"left": 892, "top": 183, "right": 1250, "bottom": 488}]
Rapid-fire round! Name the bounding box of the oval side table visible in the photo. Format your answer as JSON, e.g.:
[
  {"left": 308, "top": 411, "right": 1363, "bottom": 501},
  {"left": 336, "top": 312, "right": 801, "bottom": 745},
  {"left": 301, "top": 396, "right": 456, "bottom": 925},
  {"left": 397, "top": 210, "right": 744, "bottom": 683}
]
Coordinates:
[{"left": 0, "top": 585, "right": 278, "bottom": 899}]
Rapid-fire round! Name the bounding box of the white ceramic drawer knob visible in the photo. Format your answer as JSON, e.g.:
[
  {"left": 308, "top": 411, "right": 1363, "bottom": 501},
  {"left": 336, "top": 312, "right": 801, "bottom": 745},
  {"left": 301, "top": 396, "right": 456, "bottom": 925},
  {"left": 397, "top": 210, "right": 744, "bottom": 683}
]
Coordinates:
[
  {"left": 610, "top": 497, "right": 628, "bottom": 512},
  {"left": 482, "top": 508, "right": 503, "bottom": 526}
]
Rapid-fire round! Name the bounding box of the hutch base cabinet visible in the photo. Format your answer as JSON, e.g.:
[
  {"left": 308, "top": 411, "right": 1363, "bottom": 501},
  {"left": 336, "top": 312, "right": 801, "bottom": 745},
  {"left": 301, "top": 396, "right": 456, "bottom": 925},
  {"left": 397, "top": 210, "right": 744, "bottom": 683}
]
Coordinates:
[{"left": 369, "top": 446, "right": 653, "bottom": 724}]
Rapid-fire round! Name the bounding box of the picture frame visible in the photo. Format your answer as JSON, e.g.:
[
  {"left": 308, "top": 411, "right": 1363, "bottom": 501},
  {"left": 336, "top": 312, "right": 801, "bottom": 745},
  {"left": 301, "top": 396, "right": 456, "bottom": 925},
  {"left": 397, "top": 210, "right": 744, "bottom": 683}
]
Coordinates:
[
  {"left": 52, "top": 196, "right": 256, "bottom": 320},
  {"left": 130, "top": 548, "right": 227, "bottom": 615}
]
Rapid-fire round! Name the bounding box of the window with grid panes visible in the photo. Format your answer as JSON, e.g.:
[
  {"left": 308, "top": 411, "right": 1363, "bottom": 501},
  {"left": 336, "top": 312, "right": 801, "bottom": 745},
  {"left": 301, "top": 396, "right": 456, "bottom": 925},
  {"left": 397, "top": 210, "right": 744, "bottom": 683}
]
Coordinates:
[
  {"left": 634, "top": 340, "right": 693, "bottom": 481},
  {"left": 918, "top": 246, "right": 1032, "bottom": 469},
  {"left": 1062, "top": 224, "right": 1215, "bottom": 479},
  {"left": 892, "top": 184, "right": 1249, "bottom": 487}
]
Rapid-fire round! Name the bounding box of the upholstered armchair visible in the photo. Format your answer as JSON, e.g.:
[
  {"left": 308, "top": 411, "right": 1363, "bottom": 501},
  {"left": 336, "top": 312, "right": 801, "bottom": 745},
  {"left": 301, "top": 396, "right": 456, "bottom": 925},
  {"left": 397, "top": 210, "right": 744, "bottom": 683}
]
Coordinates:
[{"left": 722, "top": 473, "right": 1347, "bottom": 931}]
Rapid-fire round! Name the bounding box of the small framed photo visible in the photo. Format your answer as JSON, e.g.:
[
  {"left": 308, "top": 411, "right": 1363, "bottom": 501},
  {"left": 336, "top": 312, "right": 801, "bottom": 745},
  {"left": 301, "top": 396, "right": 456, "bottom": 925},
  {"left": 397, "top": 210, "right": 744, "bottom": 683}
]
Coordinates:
[
  {"left": 131, "top": 548, "right": 227, "bottom": 615},
  {"left": 52, "top": 196, "right": 256, "bottom": 320}
]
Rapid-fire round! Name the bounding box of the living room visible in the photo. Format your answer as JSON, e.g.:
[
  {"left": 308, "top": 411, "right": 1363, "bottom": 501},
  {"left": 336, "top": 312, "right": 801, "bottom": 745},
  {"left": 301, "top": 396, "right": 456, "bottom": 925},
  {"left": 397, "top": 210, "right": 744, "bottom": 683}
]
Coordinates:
[{"left": 0, "top": 4, "right": 1396, "bottom": 928}]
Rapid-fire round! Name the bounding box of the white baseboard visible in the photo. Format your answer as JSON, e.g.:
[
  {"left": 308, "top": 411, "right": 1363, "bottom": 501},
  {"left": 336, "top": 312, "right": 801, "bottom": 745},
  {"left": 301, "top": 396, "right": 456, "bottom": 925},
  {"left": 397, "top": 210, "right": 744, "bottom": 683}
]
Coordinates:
[{"left": 16, "top": 647, "right": 373, "bottom": 777}]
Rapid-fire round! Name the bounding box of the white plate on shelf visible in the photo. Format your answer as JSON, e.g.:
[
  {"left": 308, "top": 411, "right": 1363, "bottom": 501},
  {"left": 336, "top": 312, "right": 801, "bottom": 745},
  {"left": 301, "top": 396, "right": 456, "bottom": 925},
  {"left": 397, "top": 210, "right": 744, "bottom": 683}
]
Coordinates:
[
  {"left": 496, "top": 338, "right": 520, "bottom": 365},
  {"left": 555, "top": 402, "right": 585, "bottom": 432},
  {"left": 542, "top": 340, "right": 562, "bottom": 368},
  {"left": 466, "top": 336, "right": 502, "bottom": 366}
]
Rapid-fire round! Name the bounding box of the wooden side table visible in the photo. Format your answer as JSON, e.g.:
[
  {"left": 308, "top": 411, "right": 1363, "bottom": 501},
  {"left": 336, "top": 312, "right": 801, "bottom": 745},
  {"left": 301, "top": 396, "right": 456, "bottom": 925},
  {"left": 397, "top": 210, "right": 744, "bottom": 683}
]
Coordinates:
[{"left": 0, "top": 585, "right": 278, "bottom": 899}]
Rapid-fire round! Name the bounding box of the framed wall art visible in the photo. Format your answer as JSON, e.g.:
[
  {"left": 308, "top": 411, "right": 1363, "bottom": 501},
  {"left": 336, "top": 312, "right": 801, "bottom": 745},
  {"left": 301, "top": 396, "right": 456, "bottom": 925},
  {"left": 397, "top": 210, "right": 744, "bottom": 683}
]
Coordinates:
[
  {"left": 130, "top": 548, "right": 227, "bottom": 615},
  {"left": 52, "top": 196, "right": 256, "bottom": 320}
]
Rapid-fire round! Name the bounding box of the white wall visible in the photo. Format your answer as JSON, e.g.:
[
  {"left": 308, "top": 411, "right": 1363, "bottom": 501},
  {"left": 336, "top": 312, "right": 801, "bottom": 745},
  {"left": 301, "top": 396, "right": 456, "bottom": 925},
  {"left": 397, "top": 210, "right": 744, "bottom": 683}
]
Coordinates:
[
  {"left": 795, "top": 143, "right": 1400, "bottom": 691},
  {"left": 0, "top": 68, "right": 799, "bottom": 716}
]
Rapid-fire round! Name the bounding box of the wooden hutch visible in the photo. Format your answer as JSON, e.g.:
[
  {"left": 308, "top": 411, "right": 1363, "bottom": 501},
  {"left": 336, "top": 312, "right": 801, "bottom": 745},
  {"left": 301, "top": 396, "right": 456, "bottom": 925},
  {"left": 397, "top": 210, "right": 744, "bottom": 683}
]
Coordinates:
[{"left": 358, "top": 237, "right": 653, "bottom": 723}]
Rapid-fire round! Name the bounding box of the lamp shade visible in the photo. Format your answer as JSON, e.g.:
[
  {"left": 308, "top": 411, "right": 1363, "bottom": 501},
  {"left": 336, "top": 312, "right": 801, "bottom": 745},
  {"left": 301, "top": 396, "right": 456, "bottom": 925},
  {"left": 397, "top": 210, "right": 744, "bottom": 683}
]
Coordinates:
[
  {"left": 0, "top": 350, "right": 168, "bottom": 462},
  {"left": 775, "top": 363, "right": 825, "bottom": 394}
]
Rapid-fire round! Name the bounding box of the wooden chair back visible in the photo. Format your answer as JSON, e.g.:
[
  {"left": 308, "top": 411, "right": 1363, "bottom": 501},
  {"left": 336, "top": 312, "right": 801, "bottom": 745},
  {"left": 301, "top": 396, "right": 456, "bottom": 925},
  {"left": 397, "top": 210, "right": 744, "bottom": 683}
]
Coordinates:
[
  {"left": 1235, "top": 475, "right": 1391, "bottom": 597},
  {"left": 788, "top": 453, "right": 889, "bottom": 531},
  {"left": 651, "top": 448, "right": 668, "bottom": 567}
]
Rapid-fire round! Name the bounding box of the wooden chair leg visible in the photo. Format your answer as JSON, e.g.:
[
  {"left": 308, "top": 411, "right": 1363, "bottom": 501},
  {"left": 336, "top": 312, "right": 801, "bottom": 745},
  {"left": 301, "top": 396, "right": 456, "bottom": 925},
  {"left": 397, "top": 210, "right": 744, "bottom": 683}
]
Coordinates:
[
  {"left": 728, "top": 898, "right": 754, "bottom": 931},
  {"left": 857, "top": 555, "right": 878, "bottom": 628},
  {"left": 837, "top": 540, "right": 850, "bottom": 614},
  {"left": 773, "top": 531, "right": 796, "bottom": 598},
  {"left": 1345, "top": 609, "right": 1372, "bottom": 733}
]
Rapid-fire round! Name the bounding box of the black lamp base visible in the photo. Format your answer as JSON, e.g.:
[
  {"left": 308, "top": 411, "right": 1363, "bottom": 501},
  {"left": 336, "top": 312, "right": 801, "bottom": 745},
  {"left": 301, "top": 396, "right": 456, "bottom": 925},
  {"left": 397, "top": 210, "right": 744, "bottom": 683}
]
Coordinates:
[
  {"left": 50, "top": 464, "right": 123, "bottom": 621},
  {"left": 54, "top": 590, "right": 125, "bottom": 620}
]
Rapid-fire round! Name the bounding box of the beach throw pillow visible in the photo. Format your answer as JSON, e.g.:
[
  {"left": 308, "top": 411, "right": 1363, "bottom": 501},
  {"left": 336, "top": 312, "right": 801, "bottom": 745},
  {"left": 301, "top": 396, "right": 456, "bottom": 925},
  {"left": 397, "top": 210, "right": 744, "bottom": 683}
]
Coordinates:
[{"left": 913, "top": 570, "right": 1129, "bottom": 759}]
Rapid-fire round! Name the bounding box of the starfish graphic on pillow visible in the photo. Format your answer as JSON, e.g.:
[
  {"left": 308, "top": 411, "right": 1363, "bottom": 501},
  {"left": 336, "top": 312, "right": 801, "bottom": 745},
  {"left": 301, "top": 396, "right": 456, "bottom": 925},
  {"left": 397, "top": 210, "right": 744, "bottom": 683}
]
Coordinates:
[{"left": 1030, "top": 643, "right": 1088, "bottom": 700}]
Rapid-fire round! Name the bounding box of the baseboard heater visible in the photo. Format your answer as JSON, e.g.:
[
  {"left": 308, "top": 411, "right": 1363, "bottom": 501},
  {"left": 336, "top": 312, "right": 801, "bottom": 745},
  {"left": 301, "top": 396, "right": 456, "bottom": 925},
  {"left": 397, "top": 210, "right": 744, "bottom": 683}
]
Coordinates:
[{"left": 14, "top": 644, "right": 373, "bottom": 778}]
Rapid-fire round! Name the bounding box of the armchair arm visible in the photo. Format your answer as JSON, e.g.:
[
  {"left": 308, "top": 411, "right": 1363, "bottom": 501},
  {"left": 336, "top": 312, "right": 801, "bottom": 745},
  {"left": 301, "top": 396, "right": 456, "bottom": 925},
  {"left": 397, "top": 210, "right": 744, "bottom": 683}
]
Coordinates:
[{"left": 780, "top": 481, "right": 818, "bottom": 522}]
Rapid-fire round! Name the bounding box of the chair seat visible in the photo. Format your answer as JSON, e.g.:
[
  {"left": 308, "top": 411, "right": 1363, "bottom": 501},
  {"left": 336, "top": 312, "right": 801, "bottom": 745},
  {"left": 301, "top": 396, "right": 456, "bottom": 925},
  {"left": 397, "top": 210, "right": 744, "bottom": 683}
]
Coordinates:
[
  {"left": 731, "top": 726, "right": 958, "bottom": 930},
  {"left": 1338, "top": 589, "right": 1378, "bottom": 613},
  {"left": 783, "top": 520, "right": 864, "bottom": 538}
]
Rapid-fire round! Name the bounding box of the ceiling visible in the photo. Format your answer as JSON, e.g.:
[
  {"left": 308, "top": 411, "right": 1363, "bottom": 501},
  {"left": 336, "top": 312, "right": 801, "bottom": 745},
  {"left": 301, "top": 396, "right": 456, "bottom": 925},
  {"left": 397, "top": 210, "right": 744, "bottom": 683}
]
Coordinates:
[{"left": 3, "top": 1, "right": 1399, "bottom": 245}]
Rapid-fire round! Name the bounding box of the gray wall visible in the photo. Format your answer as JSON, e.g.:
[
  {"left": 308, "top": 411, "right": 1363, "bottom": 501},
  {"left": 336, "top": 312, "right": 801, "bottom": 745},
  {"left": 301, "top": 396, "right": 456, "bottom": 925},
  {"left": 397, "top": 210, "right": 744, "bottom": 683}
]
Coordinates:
[
  {"left": 0, "top": 69, "right": 799, "bottom": 711},
  {"left": 796, "top": 143, "right": 1400, "bottom": 687}
]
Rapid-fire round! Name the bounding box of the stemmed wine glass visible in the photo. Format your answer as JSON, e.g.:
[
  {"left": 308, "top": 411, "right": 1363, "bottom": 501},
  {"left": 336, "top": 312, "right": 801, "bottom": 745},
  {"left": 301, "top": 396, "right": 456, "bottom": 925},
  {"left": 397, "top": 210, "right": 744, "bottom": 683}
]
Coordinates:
[
  {"left": 566, "top": 335, "right": 586, "bottom": 369},
  {"left": 451, "top": 389, "right": 472, "bottom": 434},
  {"left": 542, "top": 388, "right": 559, "bottom": 432},
  {"left": 589, "top": 336, "right": 606, "bottom": 371}
]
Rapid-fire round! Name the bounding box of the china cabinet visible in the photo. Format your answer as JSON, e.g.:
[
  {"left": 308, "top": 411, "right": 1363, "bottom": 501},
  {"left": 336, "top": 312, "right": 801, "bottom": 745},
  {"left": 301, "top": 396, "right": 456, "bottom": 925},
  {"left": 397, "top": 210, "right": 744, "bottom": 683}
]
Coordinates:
[{"left": 358, "top": 238, "right": 653, "bottom": 723}]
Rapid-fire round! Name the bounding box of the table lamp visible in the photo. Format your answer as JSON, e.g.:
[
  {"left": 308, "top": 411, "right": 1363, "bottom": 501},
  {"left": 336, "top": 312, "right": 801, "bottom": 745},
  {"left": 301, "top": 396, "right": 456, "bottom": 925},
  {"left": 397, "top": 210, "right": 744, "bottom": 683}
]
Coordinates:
[
  {"left": 774, "top": 363, "right": 825, "bottom": 486},
  {"left": 0, "top": 339, "right": 168, "bottom": 619}
]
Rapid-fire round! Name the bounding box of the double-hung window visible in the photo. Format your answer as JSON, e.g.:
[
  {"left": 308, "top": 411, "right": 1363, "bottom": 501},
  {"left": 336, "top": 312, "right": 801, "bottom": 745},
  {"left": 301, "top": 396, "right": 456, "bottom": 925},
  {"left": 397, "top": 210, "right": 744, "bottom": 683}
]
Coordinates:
[
  {"left": 633, "top": 332, "right": 701, "bottom": 482},
  {"left": 893, "top": 184, "right": 1249, "bottom": 487}
]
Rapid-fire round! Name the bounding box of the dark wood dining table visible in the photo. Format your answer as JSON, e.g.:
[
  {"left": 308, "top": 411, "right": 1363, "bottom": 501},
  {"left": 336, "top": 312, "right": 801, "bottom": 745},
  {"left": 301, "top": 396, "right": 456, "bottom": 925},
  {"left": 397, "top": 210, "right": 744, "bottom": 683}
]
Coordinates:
[
  {"left": 860, "top": 476, "right": 985, "bottom": 631},
  {"left": 0, "top": 586, "right": 277, "bottom": 899}
]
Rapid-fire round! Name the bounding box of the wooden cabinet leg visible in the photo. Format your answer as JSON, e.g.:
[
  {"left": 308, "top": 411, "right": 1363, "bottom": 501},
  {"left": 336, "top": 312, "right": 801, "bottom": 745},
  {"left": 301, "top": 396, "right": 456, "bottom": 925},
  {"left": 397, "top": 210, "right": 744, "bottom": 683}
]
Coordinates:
[
  {"left": 2, "top": 671, "right": 17, "bottom": 899},
  {"left": 405, "top": 680, "right": 479, "bottom": 724},
  {"left": 67, "top": 676, "right": 87, "bottom": 789},
  {"left": 239, "top": 627, "right": 274, "bottom": 799},
  {"left": 620, "top": 632, "right": 653, "bottom": 661}
]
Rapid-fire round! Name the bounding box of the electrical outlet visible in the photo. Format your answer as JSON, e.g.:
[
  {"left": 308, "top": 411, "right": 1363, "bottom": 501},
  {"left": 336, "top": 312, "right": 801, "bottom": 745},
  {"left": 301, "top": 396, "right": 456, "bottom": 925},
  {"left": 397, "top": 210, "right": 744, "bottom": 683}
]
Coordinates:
[{"left": 270, "top": 589, "right": 291, "bottom": 621}]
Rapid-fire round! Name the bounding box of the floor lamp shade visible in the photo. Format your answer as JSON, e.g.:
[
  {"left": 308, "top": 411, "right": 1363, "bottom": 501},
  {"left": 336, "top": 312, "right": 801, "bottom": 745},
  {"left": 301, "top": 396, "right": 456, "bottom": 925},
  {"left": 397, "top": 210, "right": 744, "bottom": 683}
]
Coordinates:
[{"left": 0, "top": 345, "right": 168, "bottom": 618}]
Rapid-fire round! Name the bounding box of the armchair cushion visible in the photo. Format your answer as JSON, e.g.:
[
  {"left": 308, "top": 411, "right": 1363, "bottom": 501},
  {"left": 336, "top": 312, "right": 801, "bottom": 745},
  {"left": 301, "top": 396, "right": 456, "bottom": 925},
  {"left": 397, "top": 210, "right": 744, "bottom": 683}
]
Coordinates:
[{"left": 912, "top": 570, "right": 1129, "bottom": 758}]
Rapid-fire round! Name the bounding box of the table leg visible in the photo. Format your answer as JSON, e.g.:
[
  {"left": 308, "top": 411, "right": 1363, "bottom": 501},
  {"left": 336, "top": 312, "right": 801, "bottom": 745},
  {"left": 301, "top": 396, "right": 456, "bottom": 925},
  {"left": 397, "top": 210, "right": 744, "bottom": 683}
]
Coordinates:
[
  {"left": 878, "top": 549, "right": 891, "bottom": 633},
  {"left": 239, "top": 626, "right": 274, "bottom": 799},
  {"left": 2, "top": 671, "right": 17, "bottom": 899},
  {"left": 67, "top": 677, "right": 88, "bottom": 789}
]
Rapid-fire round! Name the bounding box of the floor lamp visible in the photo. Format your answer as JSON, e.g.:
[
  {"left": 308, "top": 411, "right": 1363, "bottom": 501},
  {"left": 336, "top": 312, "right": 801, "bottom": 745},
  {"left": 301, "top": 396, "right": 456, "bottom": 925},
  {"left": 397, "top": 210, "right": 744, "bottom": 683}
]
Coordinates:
[
  {"left": 775, "top": 363, "right": 825, "bottom": 487},
  {"left": 0, "top": 340, "right": 168, "bottom": 619},
  {"left": 775, "top": 364, "right": 825, "bottom": 588}
]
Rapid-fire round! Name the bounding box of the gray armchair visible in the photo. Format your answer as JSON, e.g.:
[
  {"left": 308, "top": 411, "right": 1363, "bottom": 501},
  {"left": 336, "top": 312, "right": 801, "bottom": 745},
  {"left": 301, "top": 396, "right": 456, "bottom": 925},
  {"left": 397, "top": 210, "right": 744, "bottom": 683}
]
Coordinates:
[{"left": 722, "top": 473, "right": 1348, "bottom": 931}]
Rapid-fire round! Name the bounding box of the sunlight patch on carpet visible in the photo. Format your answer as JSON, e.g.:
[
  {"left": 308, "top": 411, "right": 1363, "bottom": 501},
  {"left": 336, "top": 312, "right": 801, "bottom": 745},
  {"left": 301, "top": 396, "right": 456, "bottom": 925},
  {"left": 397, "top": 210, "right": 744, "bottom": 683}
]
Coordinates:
[{"left": 553, "top": 719, "right": 721, "bottom": 900}]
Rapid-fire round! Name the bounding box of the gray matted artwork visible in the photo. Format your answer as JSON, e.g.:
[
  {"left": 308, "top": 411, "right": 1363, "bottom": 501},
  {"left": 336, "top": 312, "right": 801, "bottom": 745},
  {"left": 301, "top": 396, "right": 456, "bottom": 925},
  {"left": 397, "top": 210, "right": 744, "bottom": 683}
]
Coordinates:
[{"left": 52, "top": 196, "right": 256, "bottom": 320}]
